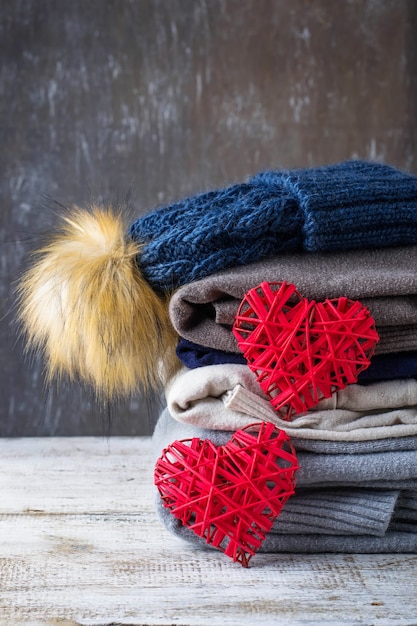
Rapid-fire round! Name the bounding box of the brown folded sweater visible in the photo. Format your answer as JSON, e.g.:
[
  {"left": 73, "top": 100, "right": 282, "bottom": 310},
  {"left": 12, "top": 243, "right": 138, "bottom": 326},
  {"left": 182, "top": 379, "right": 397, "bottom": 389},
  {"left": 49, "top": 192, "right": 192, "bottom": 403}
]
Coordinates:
[{"left": 169, "top": 246, "right": 417, "bottom": 355}]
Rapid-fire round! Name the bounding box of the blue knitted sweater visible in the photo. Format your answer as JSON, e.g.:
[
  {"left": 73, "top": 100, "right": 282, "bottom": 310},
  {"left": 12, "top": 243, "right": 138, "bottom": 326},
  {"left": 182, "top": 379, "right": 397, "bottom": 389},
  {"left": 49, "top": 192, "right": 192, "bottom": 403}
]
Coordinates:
[{"left": 129, "top": 160, "right": 417, "bottom": 291}]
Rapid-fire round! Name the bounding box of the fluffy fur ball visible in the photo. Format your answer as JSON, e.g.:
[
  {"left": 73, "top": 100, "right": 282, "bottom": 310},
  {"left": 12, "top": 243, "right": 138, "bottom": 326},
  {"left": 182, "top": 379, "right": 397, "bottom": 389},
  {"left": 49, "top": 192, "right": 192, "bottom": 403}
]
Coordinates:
[{"left": 17, "top": 206, "right": 178, "bottom": 398}]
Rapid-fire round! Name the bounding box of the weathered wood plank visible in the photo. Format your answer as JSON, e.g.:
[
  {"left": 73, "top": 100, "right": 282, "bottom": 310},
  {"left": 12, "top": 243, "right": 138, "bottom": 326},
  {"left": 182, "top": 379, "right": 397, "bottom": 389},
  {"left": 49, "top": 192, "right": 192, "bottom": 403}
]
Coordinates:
[
  {"left": 0, "top": 437, "right": 416, "bottom": 625},
  {"left": 0, "top": 437, "right": 154, "bottom": 514}
]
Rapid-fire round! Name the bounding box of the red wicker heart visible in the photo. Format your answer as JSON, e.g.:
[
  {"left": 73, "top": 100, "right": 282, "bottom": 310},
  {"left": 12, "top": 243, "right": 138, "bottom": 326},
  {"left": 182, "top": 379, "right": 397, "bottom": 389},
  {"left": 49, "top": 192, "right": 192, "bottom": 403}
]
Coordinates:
[
  {"left": 154, "top": 421, "right": 299, "bottom": 567},
  {"left": 233, "top": 281, "right": 379, "bottom": 420}
]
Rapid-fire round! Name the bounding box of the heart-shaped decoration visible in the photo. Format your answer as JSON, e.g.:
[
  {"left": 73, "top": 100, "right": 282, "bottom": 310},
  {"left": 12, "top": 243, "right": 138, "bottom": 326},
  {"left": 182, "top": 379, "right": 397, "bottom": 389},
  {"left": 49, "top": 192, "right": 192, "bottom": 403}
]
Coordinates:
[
  {"left": 154, "top": 422, "right": 299, "bottom": 567},
  {"left": 233, "top": 281, "right": 379, "bottom": 420}
]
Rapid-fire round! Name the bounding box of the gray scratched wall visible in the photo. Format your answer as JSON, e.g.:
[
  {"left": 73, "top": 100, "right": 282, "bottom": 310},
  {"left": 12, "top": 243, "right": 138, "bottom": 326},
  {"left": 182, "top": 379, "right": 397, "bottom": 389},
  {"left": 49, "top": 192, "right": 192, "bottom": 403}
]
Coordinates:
[{"left": 1, "top": 0, "right": 417, "bottom": 436}]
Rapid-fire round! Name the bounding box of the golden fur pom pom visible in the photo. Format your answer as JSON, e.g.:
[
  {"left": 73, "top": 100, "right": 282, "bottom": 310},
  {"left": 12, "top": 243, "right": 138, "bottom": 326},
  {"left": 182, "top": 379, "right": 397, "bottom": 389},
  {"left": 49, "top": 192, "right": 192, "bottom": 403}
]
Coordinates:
[{"left": 17, "top": 206, "right": 178, "bottom": 398}]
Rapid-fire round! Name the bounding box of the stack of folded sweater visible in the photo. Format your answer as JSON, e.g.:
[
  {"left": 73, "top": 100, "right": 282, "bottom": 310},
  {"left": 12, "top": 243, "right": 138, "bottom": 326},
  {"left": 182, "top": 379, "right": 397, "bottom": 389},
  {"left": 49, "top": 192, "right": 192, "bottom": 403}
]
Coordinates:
[
  {"left": 140, "top": 160, "right": 417, "bottom": 561},
  {"left": 19, "top": 159, "right": 417, "bottom": 565}
]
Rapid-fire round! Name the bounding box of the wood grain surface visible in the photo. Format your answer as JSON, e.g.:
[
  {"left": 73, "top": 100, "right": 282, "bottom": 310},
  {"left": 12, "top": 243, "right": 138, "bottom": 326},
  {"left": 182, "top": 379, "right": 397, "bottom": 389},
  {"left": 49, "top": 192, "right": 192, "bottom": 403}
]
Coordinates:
[
  {"left": 1, "top": 436, "right": 416, "bottom": 625},
  {"left": 2, "top": 0, "right": 417, "bottom": 435}
]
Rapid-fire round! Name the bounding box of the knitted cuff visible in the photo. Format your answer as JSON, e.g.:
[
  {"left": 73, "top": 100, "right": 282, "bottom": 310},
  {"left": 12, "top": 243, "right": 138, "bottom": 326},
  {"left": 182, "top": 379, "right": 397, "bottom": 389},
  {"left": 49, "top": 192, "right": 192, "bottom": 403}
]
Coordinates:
[{"left": 252, "top": 160, "right": 417, "bottom": 252}]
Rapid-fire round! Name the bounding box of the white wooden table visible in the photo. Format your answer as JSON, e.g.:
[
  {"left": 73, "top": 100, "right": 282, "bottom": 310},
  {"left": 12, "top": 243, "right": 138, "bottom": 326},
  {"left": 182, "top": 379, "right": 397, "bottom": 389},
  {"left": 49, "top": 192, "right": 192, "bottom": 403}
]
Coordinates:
[{"left": 1, "top": 437, "right": 416, "bottom": 625}]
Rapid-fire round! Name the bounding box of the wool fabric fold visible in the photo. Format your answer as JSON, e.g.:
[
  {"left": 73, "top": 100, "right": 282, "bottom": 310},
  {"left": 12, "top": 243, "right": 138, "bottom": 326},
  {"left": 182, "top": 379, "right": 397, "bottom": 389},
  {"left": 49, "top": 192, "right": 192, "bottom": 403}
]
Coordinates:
[
  {"left": 257, "top": 532, "right": 417, "bottom": 553},
  {"left": 156, "top": 406, "right": 417, "bottom": 454},
  {"left": 175, "top": 340, "right": 417, "bottom": 385},
  {"left": 176, "top": 340, "right": 246, "bottom": 368},
  {"left": 225, "top": 384, "right": 417, "bottom": 441},
  {"left": 288, "top": 436, "right": 417, "bottom": 455},
  {"left": 167, "top": 365, "right": 417, "bottom": 414},
  {"left": 168, "top": 246, "right": 417, "bottom": 355},
  {"left": 158, "top": 516, "right": 417, "bottom": 554},
  {"left": 263, "top": 488, "right": 399, "bottom": 536},
  {"left": 129, "top": 160, "right": 417, "bottom": 292},
  {"left": 165, "top": 364, "right": 417, "bottom": 440},
  {"left": 157, "top": 487, "right": 399, "bottom": 538}
]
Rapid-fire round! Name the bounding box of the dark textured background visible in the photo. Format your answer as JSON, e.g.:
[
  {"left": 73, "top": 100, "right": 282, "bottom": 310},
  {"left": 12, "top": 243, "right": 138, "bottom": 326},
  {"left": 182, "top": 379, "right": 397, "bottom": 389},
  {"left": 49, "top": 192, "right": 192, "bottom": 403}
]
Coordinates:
[{"left": 1, "top": 0, "right": 417, "bottom": 436}]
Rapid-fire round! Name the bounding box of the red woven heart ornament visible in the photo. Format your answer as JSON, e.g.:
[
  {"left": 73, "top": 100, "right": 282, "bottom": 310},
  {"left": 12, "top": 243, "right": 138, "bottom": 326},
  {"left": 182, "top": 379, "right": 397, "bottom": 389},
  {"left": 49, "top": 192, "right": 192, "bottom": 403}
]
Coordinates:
[
  {"left": 154, "top": 422, "right": 299, "bottom": 567},
  {"left": 233, "top": 281, "right": 379, "bottom": 420}
]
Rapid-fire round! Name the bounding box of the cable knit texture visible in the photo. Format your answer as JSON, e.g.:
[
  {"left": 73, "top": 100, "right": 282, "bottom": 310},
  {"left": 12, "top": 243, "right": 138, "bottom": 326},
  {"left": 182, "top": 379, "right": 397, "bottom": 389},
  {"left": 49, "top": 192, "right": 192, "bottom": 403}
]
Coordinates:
[{"left": 129, "top": 160, "right": 417, "bottom": 291}]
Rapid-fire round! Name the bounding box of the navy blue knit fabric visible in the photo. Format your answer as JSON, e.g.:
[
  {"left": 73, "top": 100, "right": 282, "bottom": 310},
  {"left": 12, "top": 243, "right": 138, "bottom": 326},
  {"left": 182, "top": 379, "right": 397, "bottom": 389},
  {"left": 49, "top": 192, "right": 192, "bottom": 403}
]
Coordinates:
[
  {"left": 129, "top": 160, "right": 417, "bottom": 291},
  {"left": 176, "top": 339, "right": 247, "bottom": 368},
  {"left": 175, "top": 339, "right": 417, "bottom": 385}
]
